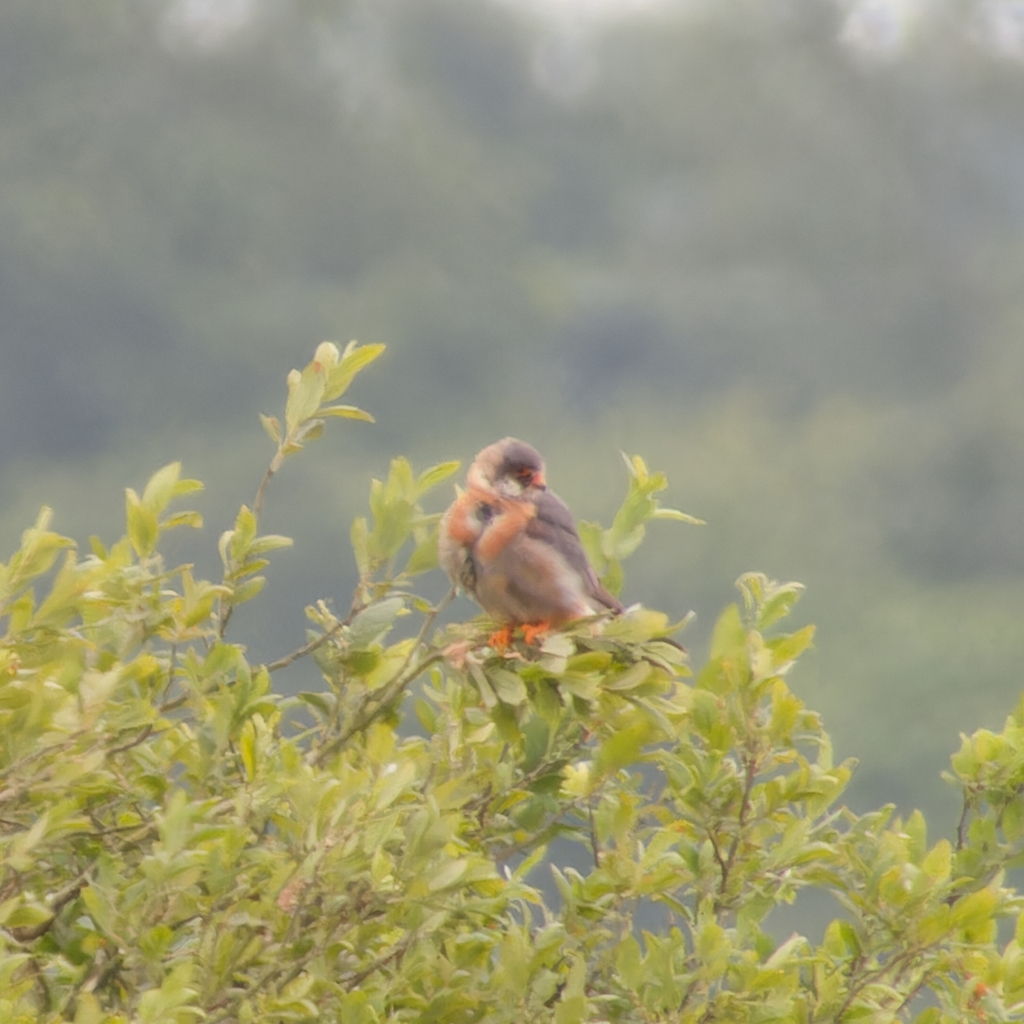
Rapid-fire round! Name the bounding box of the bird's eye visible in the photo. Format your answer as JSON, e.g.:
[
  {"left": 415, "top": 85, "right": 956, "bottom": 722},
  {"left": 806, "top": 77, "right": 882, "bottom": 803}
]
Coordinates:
[{"left": 478, "top": 502, "right": 495, "bottom": 521}]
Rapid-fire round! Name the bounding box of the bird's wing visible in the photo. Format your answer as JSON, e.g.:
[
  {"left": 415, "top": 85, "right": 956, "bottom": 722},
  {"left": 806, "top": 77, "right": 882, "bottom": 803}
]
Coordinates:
[{"left": 525, "top": 491, "right": 623, "bottom": 613}]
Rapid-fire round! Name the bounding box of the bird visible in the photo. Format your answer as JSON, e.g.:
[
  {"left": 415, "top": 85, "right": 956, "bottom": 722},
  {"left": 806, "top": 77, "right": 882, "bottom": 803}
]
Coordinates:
[
  {"left": 439, "top": 438, "right": 622, "bottom": 640},
  {"left": 466, "top": 437, "right": 548, "bottom": 499},
  {"left": 437, "top": 483, "right": 493, "bottom": 597}
]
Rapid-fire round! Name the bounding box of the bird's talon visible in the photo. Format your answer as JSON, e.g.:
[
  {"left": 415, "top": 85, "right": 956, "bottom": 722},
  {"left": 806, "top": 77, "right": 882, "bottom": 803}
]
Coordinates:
[
  {"left": 487, "top": 626, "right": 515, "bottom": 652},
  {"left": 520, "top": 622, "right": 551, "bottom": 645}
]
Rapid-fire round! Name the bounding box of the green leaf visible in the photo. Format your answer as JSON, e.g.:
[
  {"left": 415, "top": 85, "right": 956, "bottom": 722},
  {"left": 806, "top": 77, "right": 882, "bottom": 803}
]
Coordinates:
[
  {"left": 651, "top": 507, "right": 705, "bottom": 525},
  {"left": 284, "top": 362, "right": 327, "bottom": 434},
  {"left": 922, "top": 840, "right": 952, "bottom": 882},
  {"left": 595, "top": 718, "right": 652, "bottom": 774},
  {"left": 616, "top": 936, "right": 644, "bottom": 990},
  {"left": 707, "top": 602, "right": 745, "bottom": 665},
  {"left": 576, "top": 519, "right": 607, "bottom": 576},
  {"left": 602, "top": 557, "right": 624, "bottom": 596},
  {"left": 313, "top": 339, "right": 341, "bottom": 370},
  {"left": 522, "top": 715, "right": 550, "bottom": 771},
  {"left": 488, "top": 667, "right": 528, "bottom": 706},
  {"left": 604, "top": 662, "right": 651, "bottom": 692},
  {"left": 348, "top": 597, "right": 405, "bottom": 648},
  {"left": 137, "top": 963, "right": 198, "bottom": 1024},
  {"left": 259, "top": 412, "right": 281, "bottom": 442},
  {"left": 3, "top": 507, "right": 75, "bottom": 594},
  {"left": 555, "top": 958, "right": 588, "bottom": 1024},
  {"left": 324, "top": 341, "right": 386, "bottom": 401},
  {"left": 737, "top": 574, "right": 805, "bottom": 629},
  {"left": 81, "top": 885, "right": 117, "bottom": 937},
  {"left": 368, "top": 499, "right": 414, "bottom": 561},
  {"left": 296, "top": 691, "right": 334, "bottom": 717},
  {"left": 415, "top": 460, "right": 461, "bottom": 496},
  {"left": 125, "top": 488, "right": 159, "bottom": 557},
  {"left": 351, "top": 516, "right": 371, "bottom": 576},
  {"left": 141, "top": 461, "right": 182, "bottom": 516},
  {"left": 4, "top": 903, "right": 52, "bottom": 931},
  {"left": 405, "top": 532, "right": 439, "bottom": 575},
  {"left": 162, "top": 510, "right": 204, "bottom": 531},
  {"left": 294, "top": 417, "right": 324, "bottom": 443},
  {"left": 231, "top": 576, "right": 266, "bottom": 605},
  {"left": 555, "top": 995, "right": 587, "bottom": 1024},
  {"left": 950, "top": 886, "right": 998, "bottom": 930},
  {"left": 230, "top": 505, "right": 258, "bottom": 562},
  {"left": 239, "top": 719, "right": 257, "bottom": 779},
  {"left": 767, "top": 624, "right": 815, "bottom": 668},
  {"left": 428, "top": 858, "right": 469, "bottom": 891},
  {"left": 319, "top": 404, "right": 375, "bottom": 422},
  {"left": 248, "top": 534, "right": 294, "bottom": 556}
]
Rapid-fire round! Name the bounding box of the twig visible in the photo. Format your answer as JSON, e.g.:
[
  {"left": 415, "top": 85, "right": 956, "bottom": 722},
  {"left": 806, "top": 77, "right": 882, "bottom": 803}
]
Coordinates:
[
  {"left": 266, "top": 622, "right": 344, "bottom": 674},
  {"left": 252, "top": 454, "right": 283, "bottom": 521},
  {"left": 393, "top": 587, "right": 455, "bottom": 681},
  {"left": 217, "top": 604, "right": 233, "bottom": 639},
  {"left": 160, "top": 644, "right": 179, "bottom": 704},
  {"left": 108, "top": 725, "right": 153, "bottom": 755},
  {"left": 956, "top": 791, "right": 972, "bottom": 851},
  {"left": 4, "top": 867, "right": 94, "bottom": 943},
  {"left": 340, "top": 934, "right": 414, "bottom": 990},
  {"left": 831, "top": 948, "right": 921, "bottom": 1023},
  {"left": 311, "top": 588, "right": 456, "bottom": 765},
  {"left": 314, "top": 651, "right": 446, "bottom": 767},
  {"left": 217, "top": 445, "right": 283, "bottom": 640},
  {"left": 158, "top": 694, "right": 190, "bottom": 714},
  {"left": 715, "top": 751, "right": 758, "bottom": 914}
]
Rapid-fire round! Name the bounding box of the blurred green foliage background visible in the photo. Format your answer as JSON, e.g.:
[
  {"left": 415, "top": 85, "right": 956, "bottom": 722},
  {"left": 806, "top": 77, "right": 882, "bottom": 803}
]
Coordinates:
[{"left": 3, "top": 0, "right": 1024, "bottom": 828}]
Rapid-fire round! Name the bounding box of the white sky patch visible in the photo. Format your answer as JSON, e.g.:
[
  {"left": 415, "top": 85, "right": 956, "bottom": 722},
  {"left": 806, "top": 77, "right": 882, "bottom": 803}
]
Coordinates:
[
  {"left": 506, "top": 0, "right": 682, "bottom": 19},
  {"left": 974, "top": 0, "right": 1024, "bottom": 58},
  {"left": 837, "top": 0, "right": 934, "bottom": 57},
  {"left": 161, "top": 0, "right": 261, "bottom": 51},
  {"left": 157, "top": 0, "right": 1024, "bottom": 64},
  {"left": 531, "top": 27, "right": 599, "bottom": 100}
]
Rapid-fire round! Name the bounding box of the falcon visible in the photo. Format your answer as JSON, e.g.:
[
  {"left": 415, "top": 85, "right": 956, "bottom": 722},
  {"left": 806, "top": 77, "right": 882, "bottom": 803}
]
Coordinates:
[{"left": 439, "top": 438, "right": 622, "bottom": 634}]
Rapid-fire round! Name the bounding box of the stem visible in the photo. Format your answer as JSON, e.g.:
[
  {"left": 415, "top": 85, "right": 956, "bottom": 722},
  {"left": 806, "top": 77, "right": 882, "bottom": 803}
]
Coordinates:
[
  {"left": 340, "top": 934, "right": 414, "bottom": 990},
  {"left": 715, "top": 751, "right": 757, "bottom": 914},
  {"left": 217, "top": 448, "right": 283, "bottom": 638},
  {"left": 315, "top": 589, "right": 456, "bottom": 765},
  {"left": 108, "top": 725, "right": 154, "bottom": 754},
  {"left": 956, "top": 791, "right": 972, "bottom": 851},
  {"left": 161, "top": 644, "right": 179, "bottom": 703},
  {"left": 309, "top": 590, "right": 454, "bottom": 766},
  {"left": 315, "top": 652, "right": 446, "bottom": 766},
  {"left": 266, "top": 622, "right": 343, "bottom": 673},
  {"left": 830, "top": 947, "right": 923, "bottom": 1023},
  {"left": 321, "top": 589, "right": 454, "bottom": 749},
  {"left": 589, "top": 799, "right": 602, "bottom": 868},
  {"left": 6, "top": 867, "right": 94, "bottom": 943},
  {"left": 217, "top": 603, "right": 233, "bottom": 639},
  {"left": 253, "top": 451, "right": 283, "bottom": 521}
]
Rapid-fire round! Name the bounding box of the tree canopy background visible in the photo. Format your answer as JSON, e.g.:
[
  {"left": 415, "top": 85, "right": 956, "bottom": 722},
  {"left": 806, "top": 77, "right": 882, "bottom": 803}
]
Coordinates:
[{"left": 3, "top": 0, "right": 1024, "bottom": 827}]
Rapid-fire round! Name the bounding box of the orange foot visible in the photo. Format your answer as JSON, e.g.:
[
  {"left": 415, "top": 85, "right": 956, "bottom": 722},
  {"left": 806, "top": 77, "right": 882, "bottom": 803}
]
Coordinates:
[
  {"left": 520, "top": 621, "right": 551, "bottom": 645},
  {"left": 487, "top": 625, "right": 515, "bottom": 652}
]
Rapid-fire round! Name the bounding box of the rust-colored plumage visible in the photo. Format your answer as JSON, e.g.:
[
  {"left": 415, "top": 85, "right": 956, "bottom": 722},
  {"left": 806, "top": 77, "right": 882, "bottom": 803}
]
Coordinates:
[{"left": 439, "top": 438, "right": 622, "bottom": 630}]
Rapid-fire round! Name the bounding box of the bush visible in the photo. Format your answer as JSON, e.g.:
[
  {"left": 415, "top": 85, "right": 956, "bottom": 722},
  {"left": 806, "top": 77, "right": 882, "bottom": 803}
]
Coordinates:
[{"left": 2, "top": 343, "right": 1023, "bottom": 1023}]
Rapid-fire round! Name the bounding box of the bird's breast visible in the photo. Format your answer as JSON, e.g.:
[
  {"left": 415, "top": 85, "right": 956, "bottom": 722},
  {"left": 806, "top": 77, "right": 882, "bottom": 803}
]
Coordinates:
[{"left": 475, "top": 499, "right": 536, "bottom": 561}]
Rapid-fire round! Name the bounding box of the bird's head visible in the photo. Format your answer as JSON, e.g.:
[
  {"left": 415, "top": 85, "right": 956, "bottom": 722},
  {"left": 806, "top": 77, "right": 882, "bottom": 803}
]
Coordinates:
[{"left": 468, "top": 437, "right": 547, "bottom": 497}]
